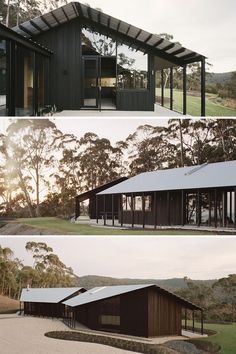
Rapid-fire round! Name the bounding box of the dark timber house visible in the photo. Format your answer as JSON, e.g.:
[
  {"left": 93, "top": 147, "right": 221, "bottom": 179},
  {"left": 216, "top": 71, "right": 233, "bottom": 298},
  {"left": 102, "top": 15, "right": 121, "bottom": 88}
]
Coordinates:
[
  {"left": 20, "top": 287, "right": 86, "bottom": 318},
  {"left": 63, "top": 284, "right": 203, "bottom": 337},
  {"left": 0, "top": 1, "right": 206, "bottom": 116},
  {"left": 75, "top": 177, "right": 128, "bottom": 220},
  {"left": 96, "top": 160, "right": 236, "bottom": 229}
]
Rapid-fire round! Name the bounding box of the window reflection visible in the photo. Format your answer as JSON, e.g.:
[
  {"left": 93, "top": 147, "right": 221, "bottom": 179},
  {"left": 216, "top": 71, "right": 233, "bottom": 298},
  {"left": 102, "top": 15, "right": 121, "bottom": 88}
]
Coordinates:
[
  {"left": 82, "top": 27, "right": 116, "bottom": 56},
  {"left": 0, "top": 39, "right": 7, "bottom": 116},
  {"left": 117, "top": 44, "right": 148, "bottom": 89}
]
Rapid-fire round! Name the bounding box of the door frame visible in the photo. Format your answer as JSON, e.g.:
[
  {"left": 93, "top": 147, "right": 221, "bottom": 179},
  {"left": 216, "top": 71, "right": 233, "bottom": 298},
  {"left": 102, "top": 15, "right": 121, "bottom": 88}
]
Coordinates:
[{"left": 82, "top": 55, "right": 117, "bottom": 110}]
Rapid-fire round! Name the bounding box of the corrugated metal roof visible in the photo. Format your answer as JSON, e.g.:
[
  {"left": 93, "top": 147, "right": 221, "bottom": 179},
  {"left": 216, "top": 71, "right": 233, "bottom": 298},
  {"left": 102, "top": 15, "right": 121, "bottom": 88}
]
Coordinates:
[
  {"left": 97, "top": 160, "right": 236, "bottom": 195},
  {"left": 63, "top": 284, "right": 201, "bottom": 310},
  {"left": 11, "top": 1, "right": 204, "bottom": 66},
  {"left": 20, "top": 287, "right": 84, "bottom": 303}
]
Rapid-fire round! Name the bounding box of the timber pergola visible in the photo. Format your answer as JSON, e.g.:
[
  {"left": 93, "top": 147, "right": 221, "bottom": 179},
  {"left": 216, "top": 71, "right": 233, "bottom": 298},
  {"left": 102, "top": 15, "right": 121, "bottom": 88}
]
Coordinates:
[
  {"left": 10, "top": 1, "right": 206, "bottom": 115},
  {"left": 96, "top": 160, "right": 236, "bottom": 229}
]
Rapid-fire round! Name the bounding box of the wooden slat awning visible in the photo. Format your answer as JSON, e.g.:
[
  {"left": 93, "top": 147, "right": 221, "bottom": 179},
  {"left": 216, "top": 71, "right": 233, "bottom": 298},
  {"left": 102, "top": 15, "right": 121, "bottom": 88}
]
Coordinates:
[{"left": 12, "top": 1, "right": 205, "bottom": 66}]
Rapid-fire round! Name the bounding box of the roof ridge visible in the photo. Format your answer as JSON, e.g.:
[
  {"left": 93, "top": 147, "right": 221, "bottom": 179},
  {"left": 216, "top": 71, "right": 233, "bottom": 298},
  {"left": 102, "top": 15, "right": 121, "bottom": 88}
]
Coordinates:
[{"left": 185, "top": 162, "right": 208, "bottom": 176}]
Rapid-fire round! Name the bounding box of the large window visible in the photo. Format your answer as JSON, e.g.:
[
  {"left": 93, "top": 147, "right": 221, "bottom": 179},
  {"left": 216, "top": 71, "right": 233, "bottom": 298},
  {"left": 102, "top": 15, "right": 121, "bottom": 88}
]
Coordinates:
[
  {"left": 100, "top": 297, "right": 120, "bottom": 329},
  {"left": 82, "top": 27, "right": 116, "bottom": 56},
  {"left": 122, "top": 195, "right": 152, "bottom": 211},
  {"left": 0, "top": 39, "right": 7, "bottom": 116},
  {"left": 117, "top": 44, "right": 148, "bottom": 89}
]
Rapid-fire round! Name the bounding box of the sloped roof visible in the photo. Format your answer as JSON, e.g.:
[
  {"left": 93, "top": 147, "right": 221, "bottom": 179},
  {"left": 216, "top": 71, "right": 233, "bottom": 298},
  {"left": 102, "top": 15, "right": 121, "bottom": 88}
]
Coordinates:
[
  {"left": 63, "top": 284, "right": 201, "bottom": 310},
  {"left": 20, "top": 287, "right": 85, "bottom": 303},
  {"left": 12, "top": 1, "right": 204, "bottom": 66},
  {"left": 0, "top": 23, "right": 51, "bottom": 56},
  {"left": 98, "top": 160, "right": 236, "bottom": 195},
  {"left": 76, "top": 177, "right": 128, "bottom": 202}
]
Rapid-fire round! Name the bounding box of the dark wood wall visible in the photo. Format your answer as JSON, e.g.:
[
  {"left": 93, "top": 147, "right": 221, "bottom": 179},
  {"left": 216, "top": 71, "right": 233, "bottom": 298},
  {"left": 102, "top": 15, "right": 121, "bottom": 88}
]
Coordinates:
[
  {"left": 147, "top": 288, "right": 182, "bottom": 337},
  {"left": 73, "top": 287, "right": 183, "bottom": 337},
  {"left": 35, "top": 19, "right": 82, "bottom": 111}
]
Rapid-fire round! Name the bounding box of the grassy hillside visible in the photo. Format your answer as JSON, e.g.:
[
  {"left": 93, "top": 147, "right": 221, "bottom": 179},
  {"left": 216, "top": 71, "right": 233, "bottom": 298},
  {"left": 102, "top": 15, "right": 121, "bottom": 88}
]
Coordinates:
[
  {"left": 77, "top": 274, "right": 216, "bottom": 291},
  {"left": 0, "top": 217, "right": 211, "bottom": 235},
  {"left": 0, "top": 295, "right": 19, "bottom": 314},
  {"left": 157, "top": 89, "right": 236, "bottom": 116},
  {"left": 206, "top": 72, "right": 233, "bottom": 85},
  {"left": 191, "top": 321, "right": 236, "bottom": 354}
]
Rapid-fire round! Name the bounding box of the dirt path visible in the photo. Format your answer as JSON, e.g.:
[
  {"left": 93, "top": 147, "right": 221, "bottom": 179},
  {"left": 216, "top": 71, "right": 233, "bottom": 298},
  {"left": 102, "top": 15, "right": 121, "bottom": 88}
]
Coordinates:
[{"left": 0, "top": 314, "right": 141, "bottom": 354}]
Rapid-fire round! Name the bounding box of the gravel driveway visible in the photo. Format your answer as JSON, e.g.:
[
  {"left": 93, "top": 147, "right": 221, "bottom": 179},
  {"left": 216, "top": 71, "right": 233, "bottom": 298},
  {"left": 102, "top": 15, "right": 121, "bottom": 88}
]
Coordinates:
[{"left": 0, "top": 314, "right": 141, "bottom": 354}]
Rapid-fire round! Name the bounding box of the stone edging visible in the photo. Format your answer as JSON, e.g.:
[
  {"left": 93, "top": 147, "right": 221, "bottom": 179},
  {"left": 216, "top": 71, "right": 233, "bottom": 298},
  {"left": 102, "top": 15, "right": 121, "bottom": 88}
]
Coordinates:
[{"left": 45, "top": 331, "right": 180, "bottom": 354}]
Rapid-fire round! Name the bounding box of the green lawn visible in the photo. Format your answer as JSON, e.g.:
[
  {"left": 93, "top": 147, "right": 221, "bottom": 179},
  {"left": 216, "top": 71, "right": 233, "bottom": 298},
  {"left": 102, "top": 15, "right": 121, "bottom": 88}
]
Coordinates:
[
  {"left": 14, "top": 217, "right": 209, "bottom": 235},
  {"left": 191, "top": 322, "right": 236, "bottom": 354},
  {"left": 156, "top": 88, "right": 236, "bottom": 116}
]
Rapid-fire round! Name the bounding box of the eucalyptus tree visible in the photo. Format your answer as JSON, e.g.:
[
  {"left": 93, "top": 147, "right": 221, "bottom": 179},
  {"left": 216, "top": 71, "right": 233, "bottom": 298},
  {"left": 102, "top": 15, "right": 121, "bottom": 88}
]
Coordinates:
[
  {"left": 6, "top": 119, "right": 63, "bottom": 217},
  {"left": 125, "top": 124, "right": 168, "bottom": 175},
  {"left": 25, "top": 241, "right": 77, "bottom": 288},
  {"left": 77, "top": 132, "right": 122, "bottom": 190}
]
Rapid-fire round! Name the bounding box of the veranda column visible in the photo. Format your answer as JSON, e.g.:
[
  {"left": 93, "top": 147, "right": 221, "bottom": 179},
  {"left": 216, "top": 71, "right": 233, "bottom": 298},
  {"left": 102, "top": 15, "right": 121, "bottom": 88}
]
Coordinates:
[
  {"left": 192, "top": 310, "right": 195, "bottom": 333},
  {"left": 103, "top": 195, "right": 106, "bottom": 226},
  {"left": 223, "top": 191, "right": 227, "bottom": 227},
  {"left": 154, "top": 191, "right": 157, "bottom": 229},
  {"left": 185, "top": 308, "right": 187, "bottom": 330},
  {"left": 234, "top": 187, "right": 236, "bottom": 229},
  {"left": 112, "top": 194, "right": 114, "bottom": 226},
  {"left": 208, "top": 191, "right": 211, "bottom": 226},
  {"left": 131, "top": 194, "right": 134, "bottom": 228},
  {"left": 120, "top": 195, "right": 123, "bottom": 227},
  {"left": 214, "top": 188, "right": 218, "bottom": 228},
  {"left": 96, "top": 195, "right": 98, "bottom": 223},
  {"left": 170, "top": 67, "right": 173, "bottom": 111},
  {"left": 197, "top": 189, "right": 201, "bottom": 226},
  {"left": 183, "top": 65, "right": 187, "bottom": 115},
  {"left": 142, "top": 193, "right": 145, "bottom": 229},
  {"left": 201, "top": 57, "right": 206, "bottom": 117},
  {"left": 201, "top": 310, "right": 204, "bottom": 335},
  {"left": 167, "top": 191, "right": 170, "bottom": 226},
  {"left": 161, "top": 70, "right": 164, "bottom": 106},
  {"left": 181, "top": 190, "right": 185, "bottom": 226}
]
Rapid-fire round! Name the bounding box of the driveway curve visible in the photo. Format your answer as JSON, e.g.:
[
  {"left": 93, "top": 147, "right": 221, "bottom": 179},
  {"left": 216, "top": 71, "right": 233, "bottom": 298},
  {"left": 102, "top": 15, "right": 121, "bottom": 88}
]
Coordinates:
[{"left": 0, "top": 314, "right": 141, "bottom": 354}]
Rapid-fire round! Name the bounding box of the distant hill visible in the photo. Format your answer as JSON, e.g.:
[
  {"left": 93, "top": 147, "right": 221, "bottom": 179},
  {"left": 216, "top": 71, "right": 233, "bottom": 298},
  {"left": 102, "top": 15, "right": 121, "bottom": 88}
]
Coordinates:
[
  {"left": 0, "top": 295, "right": 19, "bottom": 314},
  {"left": 77, "top": 275, "right": 216, "bottom": 291},
  {"left": 206, "top": 72, "right": 233, "bottom": 85}
]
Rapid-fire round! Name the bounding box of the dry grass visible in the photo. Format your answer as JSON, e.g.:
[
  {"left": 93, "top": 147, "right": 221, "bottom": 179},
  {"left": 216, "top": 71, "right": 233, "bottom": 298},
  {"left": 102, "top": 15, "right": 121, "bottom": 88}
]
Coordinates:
[{"left": 0, "top": 295, "right": 19, "bottom": 314}]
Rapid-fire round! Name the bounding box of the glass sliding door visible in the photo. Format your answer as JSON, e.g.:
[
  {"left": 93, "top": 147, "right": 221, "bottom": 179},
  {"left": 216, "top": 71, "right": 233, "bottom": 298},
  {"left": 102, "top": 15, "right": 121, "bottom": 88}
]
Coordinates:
[
  {"left": 83, "top": 57, "right": 99, "bottom": 108},
  {"left": 0, "top": 39, "right": 8, "bottom": 116}
]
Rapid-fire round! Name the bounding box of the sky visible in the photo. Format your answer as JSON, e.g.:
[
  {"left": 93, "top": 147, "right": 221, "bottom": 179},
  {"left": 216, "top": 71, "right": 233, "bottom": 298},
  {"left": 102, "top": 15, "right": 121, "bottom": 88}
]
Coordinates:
[
  {"left": 0, "top": 236, "right": 236, "bottom": 280},
  {"left": 74, "top": 0, "right": 236, "bottom": 73},
  {"left": 0, "top": 118, "right": 169, "bottom": 144}
]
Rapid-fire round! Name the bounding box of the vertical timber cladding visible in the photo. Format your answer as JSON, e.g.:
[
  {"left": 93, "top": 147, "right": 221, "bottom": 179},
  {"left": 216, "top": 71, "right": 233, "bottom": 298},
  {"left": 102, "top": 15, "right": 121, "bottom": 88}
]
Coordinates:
[
  {"left": 147, "top": 287, "right": 182, "bottom": 337},
  {"left": 35, "top": 19, "right": 82, "bottom": 110},
  {"left": 120, "top": 288, "right": 148, "bottom": 337}
]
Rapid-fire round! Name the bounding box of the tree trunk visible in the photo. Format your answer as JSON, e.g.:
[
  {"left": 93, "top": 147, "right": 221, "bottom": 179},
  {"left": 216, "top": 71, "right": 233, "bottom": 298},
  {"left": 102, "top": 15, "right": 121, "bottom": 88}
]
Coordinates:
[
  {"left": 179, "top": 120, "right": 184, "bottom": 167},
  {"left": 5, "top": 0, "right": 11, "bottom": 27},
  {"left": 17, "top": 168, "right": 34, "bottom": 217},
  {"left": 36, "top": 165, "right": 40, "bottom": 217}
]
